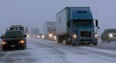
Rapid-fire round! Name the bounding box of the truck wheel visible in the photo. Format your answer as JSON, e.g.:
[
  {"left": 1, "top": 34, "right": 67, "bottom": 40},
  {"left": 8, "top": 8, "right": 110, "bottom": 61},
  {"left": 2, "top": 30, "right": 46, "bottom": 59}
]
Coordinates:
[
  {"left": 65, "top": 42, "right": 68, "bottom": 45},
  {"left": 65, "top": 41, "right": 71, "bottom": 45},
  {"left": 57, "top": 35, "right": 62, "bottom": 43},
  {"left": 108, "top": 41, "right": 111, "bottom": 43},
  {"left": 68, "top": 42, "right": 72, "bottom": 45},
  {"left": 23, "top": 46, "right": 26, "bottom": 49},
  {"left": 93, "top": 43, "right": 97, "bottom": 46},
  {"left": 72, "top": 43, "right": 76, "bottom": 46},
  {"left": 57, "top": 39, "right": 62, "bottom": 43},
  {"left": 2, "top": 48, "right": 6, "bottom": 51},
  {"left": 25, "top": 45, "right": 27, "bottom": 49},
  {"left": 20, "top": 45, "right": 26, "bottom": 50}
]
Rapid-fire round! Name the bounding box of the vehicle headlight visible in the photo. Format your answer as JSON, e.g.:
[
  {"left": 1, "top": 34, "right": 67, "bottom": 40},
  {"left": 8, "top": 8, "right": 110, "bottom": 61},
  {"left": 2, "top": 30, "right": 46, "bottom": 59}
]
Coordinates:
[
  {"left": 19, "top": 40, "right": 24, "bottom": 44},
  {"left": 95, "top": 34, "right": 98, "bottom": 38},
  {"left": 54, "top": 36, "right": 57, "bottom": 40},
  {"left": 54, "top": 36, "right": 56, "bottom": 39},
  {"left": 27, "top": 34, "right": 30, "bottom": 37},
  {"left": 49, "top": 33, "right": 53, "bottom": 37},
  {"left": 2, "top": 42, "right": 7, "bottom": 45},
  {"left": 73, "top": 34, "right": 77, "bottom": 39},
  {"left": 42, "top": 35, "right": 45, "bottom": 38},
  {"left": 109, "top": 33, "right": 113, "bottom": 38},
  {"left": 37, "top": 35, "right": 40, "bottom": 38}
]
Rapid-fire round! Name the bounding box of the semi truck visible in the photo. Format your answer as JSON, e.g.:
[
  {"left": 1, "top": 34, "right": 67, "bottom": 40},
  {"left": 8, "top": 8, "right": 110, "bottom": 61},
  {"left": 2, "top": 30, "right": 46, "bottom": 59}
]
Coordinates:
[
  {"left": 43, "top": 21, "right": 57, "bottom": 40},
  {"left": 56, "top": 7, "right": 99, "bottom": 46}
]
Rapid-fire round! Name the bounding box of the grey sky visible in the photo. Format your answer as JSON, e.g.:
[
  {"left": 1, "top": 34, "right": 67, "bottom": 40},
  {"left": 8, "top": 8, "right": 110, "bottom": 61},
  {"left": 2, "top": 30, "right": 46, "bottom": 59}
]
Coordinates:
[{"left": 0, "top": 0, "right": 116, "bottom": 34}]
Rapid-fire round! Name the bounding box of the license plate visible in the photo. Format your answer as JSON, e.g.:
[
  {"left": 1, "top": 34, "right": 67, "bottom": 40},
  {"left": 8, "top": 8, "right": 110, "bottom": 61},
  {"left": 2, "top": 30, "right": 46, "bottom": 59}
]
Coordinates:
[{"left": 11, "top": 45, "right": 15, "bottom": 47}]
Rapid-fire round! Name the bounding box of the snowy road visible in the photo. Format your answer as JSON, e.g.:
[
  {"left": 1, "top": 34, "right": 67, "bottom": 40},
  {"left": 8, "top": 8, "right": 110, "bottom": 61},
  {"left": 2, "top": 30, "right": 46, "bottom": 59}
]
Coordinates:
[{"left": 0, "top": 38, "right": 116, "bottom": 63}]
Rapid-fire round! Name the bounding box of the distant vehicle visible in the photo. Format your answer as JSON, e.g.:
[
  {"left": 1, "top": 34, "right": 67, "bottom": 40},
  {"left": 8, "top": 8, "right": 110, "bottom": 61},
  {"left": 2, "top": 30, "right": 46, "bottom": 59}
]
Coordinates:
[
  {"left": 1, "top": 30, "right": 27, "bottom": 50},
  {"left": 101, "top": 29, "right": 116, "bottom": 43},
  {"left": 43, "top": 21, "right": 56, "bottom": 40},
  {"left": 56, "top": 7, "right": 99, "bottom": 46},
  {"left": 30, "top": 28, "right": 40, "bottom": 38}
]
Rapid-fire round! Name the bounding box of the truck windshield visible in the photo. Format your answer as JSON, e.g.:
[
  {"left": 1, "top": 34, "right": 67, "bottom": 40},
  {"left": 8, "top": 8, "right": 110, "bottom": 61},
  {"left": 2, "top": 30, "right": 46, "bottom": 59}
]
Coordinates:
[
  {"left": 10, "top": 27, "right": 24, "bottom": 31},
  {"left": 107, "top": 29, "right": 116, "bottom": 33},
  {"left": 4, "top": 31, "right": 24, "bottom": 38},
  {"left": 73, "top": 20, "right": 94, "bottom": 27}
]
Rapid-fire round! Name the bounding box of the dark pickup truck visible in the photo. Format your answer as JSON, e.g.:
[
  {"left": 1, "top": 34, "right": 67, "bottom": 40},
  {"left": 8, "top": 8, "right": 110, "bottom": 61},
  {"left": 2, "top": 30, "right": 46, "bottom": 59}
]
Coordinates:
[{"left": 1, "top": 30, "right": 27, "bottom": 50}]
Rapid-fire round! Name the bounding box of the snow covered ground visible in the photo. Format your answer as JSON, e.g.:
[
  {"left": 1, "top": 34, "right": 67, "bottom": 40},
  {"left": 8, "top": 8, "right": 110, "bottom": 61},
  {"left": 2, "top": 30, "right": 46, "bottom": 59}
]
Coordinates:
[{"left": 0, "top": 38, "right": 116, "bottom": 63}]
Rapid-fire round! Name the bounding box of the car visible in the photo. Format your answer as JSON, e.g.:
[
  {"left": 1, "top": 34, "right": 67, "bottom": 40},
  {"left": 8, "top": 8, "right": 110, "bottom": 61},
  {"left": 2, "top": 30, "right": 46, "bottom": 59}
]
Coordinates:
[
  {"left": 0, "top": 30, "right": 27, "bottom": 50},
  {"left": 101, "top": 28, "right": 116, "bottom": 43}
]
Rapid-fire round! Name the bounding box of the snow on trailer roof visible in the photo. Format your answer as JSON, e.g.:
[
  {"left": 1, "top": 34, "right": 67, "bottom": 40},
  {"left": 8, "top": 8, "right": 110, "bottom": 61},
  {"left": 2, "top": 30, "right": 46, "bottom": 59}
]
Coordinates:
[
  {"left": 11, "top": 25, "right": 24, "bottom": 27},
  {"left": 56, "top": 7, "right": 91, "bottom": 15}
]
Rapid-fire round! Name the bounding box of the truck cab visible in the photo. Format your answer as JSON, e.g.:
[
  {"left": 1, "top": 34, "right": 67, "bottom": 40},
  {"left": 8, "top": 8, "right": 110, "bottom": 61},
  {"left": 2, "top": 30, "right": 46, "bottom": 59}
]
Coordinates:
[
  {"left": 56, "top": 7, "right": 99, "bottom": 46},
  {"left": 68, "top": 7, "right": 99, "bottom": 46},
  {"left": 68, "top": 19, "right": 98, "bottom": 46}
]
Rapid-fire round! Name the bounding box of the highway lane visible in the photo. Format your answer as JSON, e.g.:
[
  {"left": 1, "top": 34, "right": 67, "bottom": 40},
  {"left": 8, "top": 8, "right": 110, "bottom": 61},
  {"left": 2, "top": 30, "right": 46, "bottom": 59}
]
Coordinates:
[{"left": 0, "top": 38, "right": 116, "bottom": 63}]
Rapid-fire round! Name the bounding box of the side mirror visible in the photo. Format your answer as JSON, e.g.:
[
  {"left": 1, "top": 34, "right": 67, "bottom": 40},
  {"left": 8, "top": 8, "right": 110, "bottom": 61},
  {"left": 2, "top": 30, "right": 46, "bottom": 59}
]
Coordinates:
[
  {"left": 0, "top": 34, "right": 4, "bottom": 39},
  {"left": 95, "top": 20, "right": 98, "bottom": 27},
  {"left": 24, "top": 35, "right": 27, "bottom": 37},
  {"left": 97, "top": 27, "right": 100, "bottom": 29},
  {"left": 67, "top": 21, "right": 70, "bottom": 27}
]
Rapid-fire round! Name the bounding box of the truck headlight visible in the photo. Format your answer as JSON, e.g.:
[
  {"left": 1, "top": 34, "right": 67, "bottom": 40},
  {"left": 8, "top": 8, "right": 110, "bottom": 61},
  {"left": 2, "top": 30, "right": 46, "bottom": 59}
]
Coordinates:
[
  {"left": 42, "top": 35, "right": 45, "bottom": 38},
  {"left": 19, "top": 40, "right": 24, "bottom": 44},
  {"left": 27, "top": 34, "right": 30, "bottom": 37},
  {"left": 109, "top": 33, "right": 113, "bottom": 38},
  {"left": 54, "top": 36, "right": 57, "bottom": 40},
  {"left": 54, "top": 36, "right": 56, "bottom": 39},
  {"left": 2, "top": 42, "right": 7, "bottom": 45},
  {"left": 73, "top": 34, "right": 77, "bottom": 39},
  {"left": 95, "top": 34, "right": 98, "bottom": 38},
  {"left": 37, "top": 35, "right": 40, "bottom": 38},
  {"left": 49, "top": 33, "right": 53, "bottom": 37}
]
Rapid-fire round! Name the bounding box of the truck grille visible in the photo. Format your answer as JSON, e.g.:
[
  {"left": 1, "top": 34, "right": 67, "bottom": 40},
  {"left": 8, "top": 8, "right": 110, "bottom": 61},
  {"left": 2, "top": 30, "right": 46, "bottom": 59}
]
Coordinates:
[
  {"left": 81, "top": 31, "right": 91, "bottom": 37},
  {"left": 7, "top": 41, "right": 19, "bottom": 45}
]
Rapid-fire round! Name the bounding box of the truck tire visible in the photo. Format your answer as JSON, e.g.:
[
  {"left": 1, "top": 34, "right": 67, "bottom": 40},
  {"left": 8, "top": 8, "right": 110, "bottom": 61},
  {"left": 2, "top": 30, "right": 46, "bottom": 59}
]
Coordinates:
[
  {"left": 20, "top": 45, "right": 26, "bottom": 50},
  {"left": 2, "top": 48, "right": 6, "bottom": 51},
  {"left": 72, "top": 43, "right": 76, "bottom": 46},
  {"left": 57, "top": 36, "right": 60, "bottom": 43},
  {"left": 65, "top": 41, "right": 71, "bottom": 45},
  {"left": 57, "top": 36, "right": 62, "bottom": 43},
  {"left": 21, "top": 46, "right": 25, "bottom": 50},
  {"left": 57, "top": 39, "right": 62, "bottom": 43},
  {"left": 25, "top": 45, "right": 27, "bottom": 49},
  {"left": 65, "top": 42, "right": 68, "bottom": 45},
  {"left": 108, "top": 40, "right": 111, "bottom": 43},
  {"left": 93, "top": 43, "right": 97, "bottom": 46}
]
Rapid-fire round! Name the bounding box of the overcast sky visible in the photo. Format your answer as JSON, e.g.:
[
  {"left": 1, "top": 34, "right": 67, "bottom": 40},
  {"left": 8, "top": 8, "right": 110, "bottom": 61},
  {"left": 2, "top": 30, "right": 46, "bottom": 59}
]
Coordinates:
[{"left": 0, "top": 0, "right": 116, "bottom": 34}]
